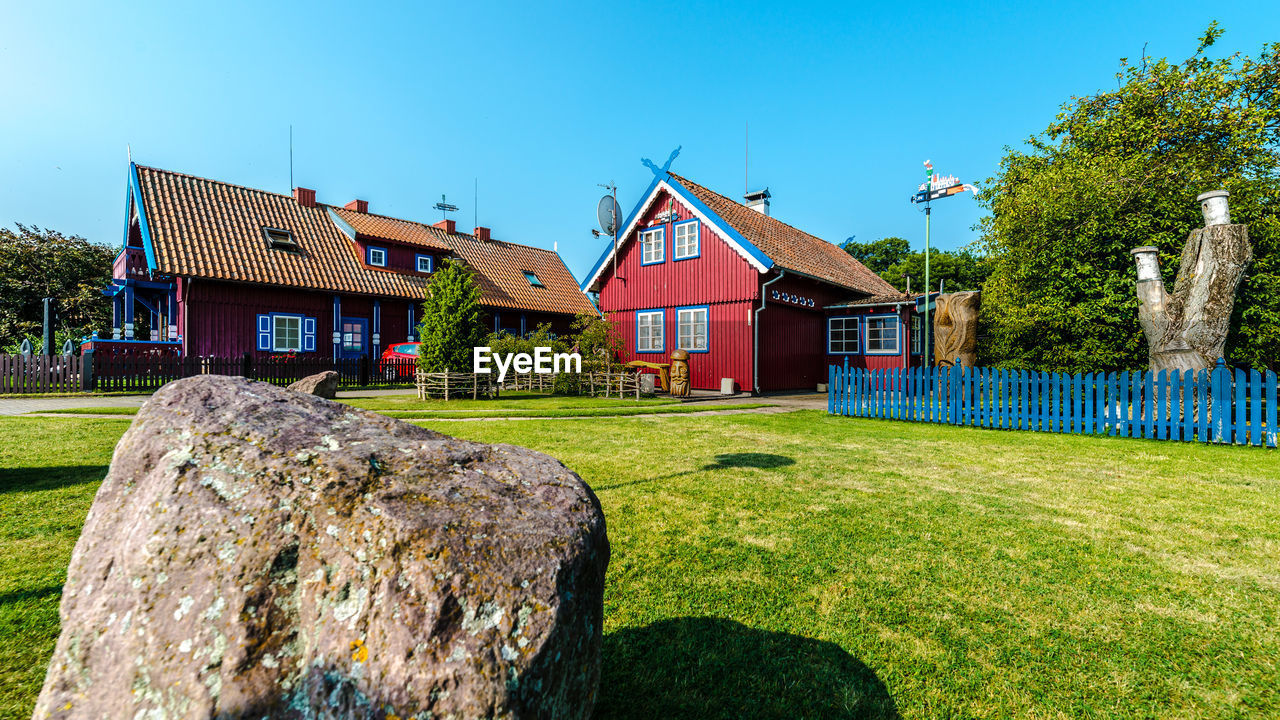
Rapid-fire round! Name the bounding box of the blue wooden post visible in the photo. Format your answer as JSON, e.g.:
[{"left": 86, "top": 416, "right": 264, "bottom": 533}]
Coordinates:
[
  {"left": 1083, "top": 372, "right": 1094, "bottom": 434},
  {"left": 1117, "top": 371, "right": 1129, "bottom": 438},
  {"left": 1197, "top": 368, "right": 1209, "bottom": 443},
  {"left": 1132, "top": 370, "right": 1144, "bottom": 440},
  {"left": 1267, "top": 370, "right": 1278, "bottom": 448},
  {"left": 1022, "top": 370, "right": 1031, "bottom": 431},
  {"left": 1249, "top": 369, "right": 1262, "bottom": 446},
  {"left": 1211, "top": 359, "right": 1226, "bottom": 443},
  {"left": 1181, "top": 370, "right": 1193, "bottom": 441},
  {"left": 1154, "top": 370, "right": 1166, "bottom": 440},
  {"left": 1234, "top": 367, "right": 1247, "bottom": 446},
  {"left": 1169, "top": 370, "right": 1181, "bottom": 441},
  {"left": 1141, "top": 371, "right": 1153, "bottom": 439}
]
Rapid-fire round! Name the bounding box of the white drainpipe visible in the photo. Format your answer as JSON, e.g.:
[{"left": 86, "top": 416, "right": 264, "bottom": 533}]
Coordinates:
[{"left": 753, "top": 269, "right": 786, "bottom": 395}]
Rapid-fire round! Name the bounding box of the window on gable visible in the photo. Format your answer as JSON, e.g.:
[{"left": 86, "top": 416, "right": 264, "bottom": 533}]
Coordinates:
[
  {"left": 640, "top": 227, "right": 665, "bottom": 264},
  {"left": 866, "top": 316, "right": 901, "bottom": 354},
  {"left": 677, "top": 307, "right": 708, "bottom": 351},
  {"left": 523, "top": 271, "right": 544, "bottom": 287},
  {"left": 673, "top": 221, "right": 699, "bottom": 260},
  {"left": 273, "top": 315, "right": 302, "bottom": 352},
  {"left": 637, "top": 310, "right": 664, "bottom": 352},
  {"left": 368, "top": 247, "right": 387, "bottom": 267},
  {"left": 416, "top": 255, "right": 433, "bottom": 273},
  {"left": 263, "top": 227, "right": 299, "bottom": 251},
  {"left": 828, "top": 317, "right": 860, "bottom": 354}
]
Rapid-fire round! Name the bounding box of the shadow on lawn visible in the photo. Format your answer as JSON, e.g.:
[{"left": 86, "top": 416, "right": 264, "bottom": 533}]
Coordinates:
[
  {"left": 594, "top": 617, "right": 898, "bottom": 720},
  {"left": 0, "top": 465, "right": 108, "bottom": 495},
  {"left": 593, "top": 453, "right": 795, "bottom": 492}
]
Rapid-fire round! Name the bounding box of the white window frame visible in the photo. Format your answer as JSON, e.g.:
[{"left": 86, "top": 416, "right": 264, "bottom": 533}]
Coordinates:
[
  {"left": 416, "top": 254, "right": 432, "bottom": 273},
  {"left": 368, "top": 246, "right": 387, "bottom": 267},
  {"left": 673, "top": 220, "right": 699, "bottom": 260},
  {"left": 911, "top": 315, "right": 922, "bottom": 355},
  {"left": 865, "top": 315, "right": 901, "bottom": 355},
  {"left": 640, "top": 227, "right": 665, "bottom": 265},
  {"left": 676, "top": 306, "right": 708, "bottom": 352},
  {"left": 828, "top": 316, "right": 860, "bottom": 355},
  {"left": 636, "top": 310, "right": 664, "bottom": 353},
  {"left": 272, "top": 314, "right": 303, "bottom": 352}
]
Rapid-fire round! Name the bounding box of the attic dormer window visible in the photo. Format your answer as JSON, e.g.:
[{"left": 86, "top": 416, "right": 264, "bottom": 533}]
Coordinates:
[
  {"left": 522, "top": 271, "right": 544, "bottom": 288},
  {"left": 263, "top": 227, "right": 299, "bottom": 251}
]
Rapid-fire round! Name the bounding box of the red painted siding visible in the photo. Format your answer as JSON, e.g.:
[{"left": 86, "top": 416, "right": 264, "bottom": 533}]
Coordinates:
[
  {"left": 613, "top": 300, "right": 755, "bottom": 392},
  {"left": 598, "top": 188, "right": 759, "bottom": 311},
  {"left": 755, "top": 274, "right": 851, "bottom": 391},
  {"left": 823, "top": 305, "right": 924, "bottom": 370}
]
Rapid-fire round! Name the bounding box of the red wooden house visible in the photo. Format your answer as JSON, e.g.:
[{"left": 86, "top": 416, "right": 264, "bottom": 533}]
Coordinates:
[
  {"left": 96, "top": 163, "right": 595, "bottom": 360},
  {"left": 583, "top": 169, "right": 924, "bottom": 392}
]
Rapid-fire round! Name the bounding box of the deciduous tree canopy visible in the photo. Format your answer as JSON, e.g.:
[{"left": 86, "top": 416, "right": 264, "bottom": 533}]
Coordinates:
[
  {"left": 840, "top": 236, "right": 990, "bottom": 294},
  {"left": 0, "top": 224, "right": 114, "bottom": 352},
  {"left": 975, "top": 24, "right": 1280, "bottom": 372},
  {"left": 416, "top": 259, "right": 487, "bottom": 373}
]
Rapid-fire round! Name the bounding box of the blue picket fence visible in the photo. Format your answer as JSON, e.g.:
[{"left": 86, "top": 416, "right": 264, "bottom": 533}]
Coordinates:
[{"left": 827, "top": 359, "right": 1278, "bottom": 448}]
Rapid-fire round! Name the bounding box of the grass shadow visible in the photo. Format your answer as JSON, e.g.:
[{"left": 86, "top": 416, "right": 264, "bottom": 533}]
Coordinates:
[
  {"left": 594, "top": 453, "right": 795, "bottom": 492},
  {"left": 594, "top": 617, "right": 898, "bottom": 719},
  {"left": 0, "top": 465, "right": 108, "bottom": 495},
  {"left": 0, "top": 584, "right": 62, "bottom": 606}
]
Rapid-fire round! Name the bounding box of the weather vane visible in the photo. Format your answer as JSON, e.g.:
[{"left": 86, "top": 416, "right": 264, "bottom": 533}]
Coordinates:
[{"left": 434, "top": 194, "right": 458, "bottom": 221}]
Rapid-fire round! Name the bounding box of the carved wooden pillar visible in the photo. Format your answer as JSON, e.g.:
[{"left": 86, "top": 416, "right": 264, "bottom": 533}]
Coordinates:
[
  {"left": 934, "top": 291, "right": 981, "bottom": 367},
  {"left": 1131, "top": 191, "right": 1252, "bottom": 373},
  {"left": 670, "top": 349, "right": 690, "bottom": 397}
]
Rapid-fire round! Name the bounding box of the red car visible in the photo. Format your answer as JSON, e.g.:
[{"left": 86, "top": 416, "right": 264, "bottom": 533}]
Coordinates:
[{"left": 378, "top": 342, "right": 420, "bottom": 379}]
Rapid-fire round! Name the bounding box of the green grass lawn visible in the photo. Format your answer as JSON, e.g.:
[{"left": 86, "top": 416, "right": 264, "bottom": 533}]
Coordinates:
[
  {"left": 340, "top": 390, "right": 677, "bottom": 412},
  {"left": 33, "top": 400, "right": 772, "bottom": 420},
  {"left": 2, "top": 412, "right": 1277, "bottom": 718}
]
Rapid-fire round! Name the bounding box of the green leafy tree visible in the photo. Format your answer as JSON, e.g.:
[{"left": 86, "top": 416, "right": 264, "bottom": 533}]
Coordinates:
[
  {"left": 416, "top": 259, "right": 487, "bottom": 372},
  {"left": 0, "top": 224, "right": 114, "bottom": 350},
  {"left": 842, "top": 236, "right": 990, "bottom": 293},
  {"left": 570, "top": 311, "right": 623, "bottom": 373},
  {"left": 976, "top": 24, "right": 1280, "bottom": 372}
]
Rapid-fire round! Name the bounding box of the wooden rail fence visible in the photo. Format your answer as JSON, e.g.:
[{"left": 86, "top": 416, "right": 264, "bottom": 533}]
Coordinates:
[{"left": 829, "top": 359, "right": 1278, "bottom": 448}]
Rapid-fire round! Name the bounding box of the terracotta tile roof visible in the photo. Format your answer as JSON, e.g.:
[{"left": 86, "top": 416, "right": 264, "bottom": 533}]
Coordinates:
[
  {"left": 667, "top": 173, "right": 898, "bottom": 296},
  {"left": 137, "top": 165, "right": 426, "bottom": 298},
  {"left": 448, "top": 234, "right": 597, "bottom": 315},
  {"left": 330, "top": 207, "right": 452, "bottom": 251},
  {"left": 135, "top": 165, "right": 593, "bottom": 315}
]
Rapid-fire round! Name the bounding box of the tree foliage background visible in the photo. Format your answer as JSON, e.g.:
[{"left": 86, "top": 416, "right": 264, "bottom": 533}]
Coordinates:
[
  {"left": 0, "top": 224, "right": 114, "bottom": 352},
  {"left": 976, "top": 24, "right": 1280, "bottom": 372},
  {"left": 841, "top": 236, "right": 990, "bottom": 294},
  {"left": 416, "top": 259, "right": 487, "bottom": 373}
]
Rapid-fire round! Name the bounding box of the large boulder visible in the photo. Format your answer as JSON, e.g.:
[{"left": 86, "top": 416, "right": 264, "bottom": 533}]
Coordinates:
[
  {"left": 35, "top": 375, "right": 609, "bottom": 720},
  {"left": 286, "top": 370, "right": 340, "bottom": 399}
]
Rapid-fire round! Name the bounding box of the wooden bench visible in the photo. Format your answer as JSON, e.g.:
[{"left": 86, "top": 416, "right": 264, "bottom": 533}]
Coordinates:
[{"left": 624, "top": 360, "right": 670, "bottom": 392}]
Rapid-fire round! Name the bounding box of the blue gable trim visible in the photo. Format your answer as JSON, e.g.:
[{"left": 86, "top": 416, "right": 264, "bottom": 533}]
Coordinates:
[
  {"left": 663, "top": 175, "right": 773, "bottom": 271},
  {"left": 581, "top": 173, "right": 775, "bottom": 291},
  {"left": 129, "top": 163, "right": 158, "bottom": 271},
  {"left": 580, "top": 173, "right": 666, "bottom": 291}
]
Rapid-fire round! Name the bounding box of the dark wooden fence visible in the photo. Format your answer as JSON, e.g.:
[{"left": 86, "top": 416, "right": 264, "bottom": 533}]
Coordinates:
[
  {"left": 0, "top": 354, "right": 418, "bottom": 394},
  {"left": 829, "top": 358, "right": 1278, "bottom": 448}
]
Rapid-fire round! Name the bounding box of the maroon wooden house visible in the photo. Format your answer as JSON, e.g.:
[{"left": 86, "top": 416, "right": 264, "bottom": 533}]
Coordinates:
[
  {"left": 583, "top": 169, "right": 924, "bottom": 393},
  {"left": 96, "top": 164, "right": 595, "bottom": 360}
]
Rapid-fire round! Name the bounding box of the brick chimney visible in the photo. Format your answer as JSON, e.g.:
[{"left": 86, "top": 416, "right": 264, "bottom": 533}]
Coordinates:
[
  {"left": 344, "top": 199, "right": 368, "bottom": 213},
  {"left": 293, "top": 187, "right": 316, "bottom": 208},
  {"left": 433, "top": 219, "right": 456, "bottom": 234},
  {"left": 474, "top": 226, "right": 491, "bottom": 242}
]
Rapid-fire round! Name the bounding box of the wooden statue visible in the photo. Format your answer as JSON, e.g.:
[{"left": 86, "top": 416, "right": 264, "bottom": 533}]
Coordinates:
[
  {"left": 669, "top": 349, "right": 690, "bottom": 397},
  {"left": 1131, "top": 191, "right": 1252, "bottom": 373},
  {"left": 934, "top": 291, "right": 981, "bottom": 367}
]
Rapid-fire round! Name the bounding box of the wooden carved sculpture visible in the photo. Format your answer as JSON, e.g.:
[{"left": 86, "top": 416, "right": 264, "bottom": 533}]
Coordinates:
[
  {"left": 670, "top": 349, "right": 690, "bottom": 397},
  {"left": 934, "top": 291, "right": 981, "bottom": 367},
  {"left": 1131, "top": 190, "right": 1252, "bottom": 373}
]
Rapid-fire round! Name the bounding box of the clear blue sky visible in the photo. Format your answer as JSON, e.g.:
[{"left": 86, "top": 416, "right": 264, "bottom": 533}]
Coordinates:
[{"left": 2, "top": 1, "right": 1275, "bottom": 283}]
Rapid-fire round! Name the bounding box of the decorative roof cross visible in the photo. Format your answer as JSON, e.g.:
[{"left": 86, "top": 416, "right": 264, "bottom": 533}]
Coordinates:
[{"left": 641, "top": 146, "right": 682, "bottom": 177}]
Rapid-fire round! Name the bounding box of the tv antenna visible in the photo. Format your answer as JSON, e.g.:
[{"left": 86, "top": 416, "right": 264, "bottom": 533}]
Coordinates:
[
  {"left": 592, "top": 182, "right": 620, "bottom": 279},
  {"left": 434, "top": 194, "right": 458, "bottom": 221}
]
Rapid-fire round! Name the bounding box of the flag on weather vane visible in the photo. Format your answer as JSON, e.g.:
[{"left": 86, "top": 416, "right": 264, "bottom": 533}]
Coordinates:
[{"left": 910, "top": 159, "right": 976, "bottom": 203}]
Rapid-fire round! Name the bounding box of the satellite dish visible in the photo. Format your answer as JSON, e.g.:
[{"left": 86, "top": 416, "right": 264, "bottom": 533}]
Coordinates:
[{"left": 596, "top": 195, "right": 620, "bottom": 236}]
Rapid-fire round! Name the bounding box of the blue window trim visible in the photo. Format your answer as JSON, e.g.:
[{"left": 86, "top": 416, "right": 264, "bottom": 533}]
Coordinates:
[
  {"left": 263, "top": 312, "right": 313, "bottom": 353},
  {"left": 672, "top": 219, "right": 701, "bottom": 261},
  {"left": 863, "top": 313, "right": 902, "bottom": 355},
  {"left": 827, "top": 315, "right": 862, "bottom": 355},
  {"left": 674, "top": 304, "right": 710, "bottom": 353},
  {"left": 910, "top": 314, "right": 922, "bottom": 356},
  {"left": 635, "top": 309, "right": 665, "bottom": 353},
  {"left": 415, "top": 254, "right": 433, "bottom": 273},
  {"left": 639, "top": 226, "right": 666, "bottom": 266},
  {"left": 367, "top": 246, "right": 388, "bottom": 267}
]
